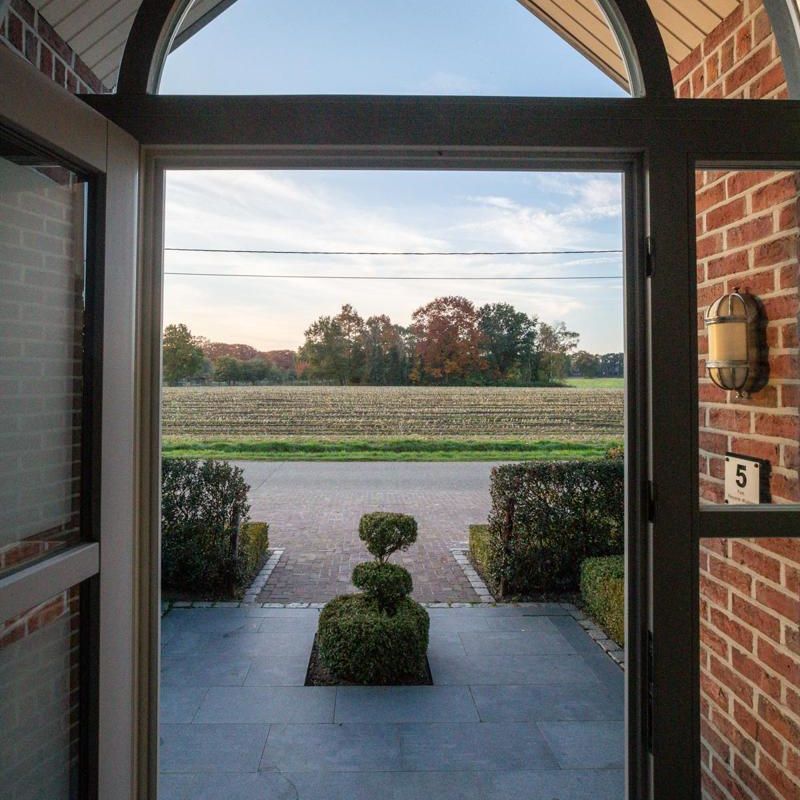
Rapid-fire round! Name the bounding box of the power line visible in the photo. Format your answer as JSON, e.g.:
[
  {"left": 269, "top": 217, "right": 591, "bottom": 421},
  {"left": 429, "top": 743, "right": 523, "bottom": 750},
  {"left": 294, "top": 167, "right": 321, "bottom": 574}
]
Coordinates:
[
  {"left": 164, "top": 247, "right": 622, "bottom": 256},
  {"left": 164, "top": 271, "right": 622, "bottom": 281}
]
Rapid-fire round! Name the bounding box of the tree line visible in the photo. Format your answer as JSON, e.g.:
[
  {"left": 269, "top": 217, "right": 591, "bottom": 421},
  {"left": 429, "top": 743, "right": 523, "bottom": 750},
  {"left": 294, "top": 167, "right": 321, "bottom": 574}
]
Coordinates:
[{"left": 162, "top": 297, "right": 623, "bottom": 386}]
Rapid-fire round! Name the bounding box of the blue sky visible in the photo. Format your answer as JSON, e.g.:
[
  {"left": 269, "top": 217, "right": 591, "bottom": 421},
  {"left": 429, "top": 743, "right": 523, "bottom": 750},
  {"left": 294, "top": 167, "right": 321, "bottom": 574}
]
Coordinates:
[{"left": 161, "top": 1, "right": 626, "bottom": 353}]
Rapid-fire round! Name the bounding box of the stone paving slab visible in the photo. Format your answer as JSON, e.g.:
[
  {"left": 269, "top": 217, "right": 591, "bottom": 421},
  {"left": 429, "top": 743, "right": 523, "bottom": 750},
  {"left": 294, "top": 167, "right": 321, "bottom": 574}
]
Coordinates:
[
  {"left": 160, "top": 605, "right": 624, "bottom": 799},
  {"left": 239, "top": 461, "right": 499, "bottom": 603}
]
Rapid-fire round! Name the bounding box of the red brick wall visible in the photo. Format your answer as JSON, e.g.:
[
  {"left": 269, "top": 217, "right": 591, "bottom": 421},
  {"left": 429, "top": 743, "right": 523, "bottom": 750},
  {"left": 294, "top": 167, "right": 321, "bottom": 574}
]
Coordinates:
[
  {"left": 675, "top": 2, "right": 800, "bottom": 799},
  {"left": 0, "top": 0, "right": 108, "bottom": 94}
]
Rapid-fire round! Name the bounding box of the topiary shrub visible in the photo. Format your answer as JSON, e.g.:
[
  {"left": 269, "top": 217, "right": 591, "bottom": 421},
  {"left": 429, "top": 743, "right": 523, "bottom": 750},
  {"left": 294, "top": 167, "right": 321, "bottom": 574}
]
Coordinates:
[
  {"left": 486, "top": 460, "right": 623, "bottom": 597},
  {"left": 318, "top": 511, "right": 429, "bottom": 684},
  {"left": 352, "top": 562, "right": 413, "bottom": 613},
  {"left": 581, "top": 555, "right": 624, "bottom": 645},
  {"left": 318, "top": 595, "right": 429, "bottom": 684},
  {"left": 161, "top": 458, "right": 264, "bottom": 598},
  {"left": 358, "top": 512, "right": 417, "bottom": 563}
]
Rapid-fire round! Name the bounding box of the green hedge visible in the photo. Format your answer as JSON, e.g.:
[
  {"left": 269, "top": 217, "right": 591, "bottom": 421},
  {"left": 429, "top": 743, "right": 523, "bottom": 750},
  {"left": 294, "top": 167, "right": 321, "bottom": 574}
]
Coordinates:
[
  {"left": 580, "top": 555, "right": 624, "bottom": 645},
  {"left": 238, "top": 521, "right": 270, "bottom": 580},
  {"left": 468, "top": 524, "right": 494, "bottom": 590},
  {"left": 162, "top": 458, "right": 267, "bottom": 598},
  {"left": 486, "top": 459, "right": 623, "bottom": 596}
]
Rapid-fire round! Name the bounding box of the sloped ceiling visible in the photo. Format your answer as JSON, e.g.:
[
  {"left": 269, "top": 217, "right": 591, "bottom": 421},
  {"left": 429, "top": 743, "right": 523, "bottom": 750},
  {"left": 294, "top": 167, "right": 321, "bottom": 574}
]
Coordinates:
[{"left": 30, "top": 0, "right": 743, "bottom": 92}]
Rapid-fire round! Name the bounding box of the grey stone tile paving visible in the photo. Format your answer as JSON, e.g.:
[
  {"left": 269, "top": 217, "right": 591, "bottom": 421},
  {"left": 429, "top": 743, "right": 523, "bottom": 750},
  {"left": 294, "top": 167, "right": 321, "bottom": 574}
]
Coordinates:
[
  {"left": 398, "top": 722, "right": 559, "bottom": 772},
  {"left": 159, "top": 723, "right": 269, "bottom": 773},
  {"left": 482, "top": 769, "right": 624, "bottom": 800},
  {"left": 160, "top": 605, "right": 624, "bottom": 798},
  {"left": 539, "top": 721, "right": 626, "bottom": 769},
  {"left": 195, "top": 686, "right": 336, "bottom": 724},
  {"left": 334, "top": 687, "right": 479, "bottom": 723},
  {"left": 240, "top": 461, "right": 498, "bottom": 603},
  {"left": 261, "top": 723, "right": 403, "bottom": 773},
  {"left": 469, "top": 684, "right": 623, "bottom": 722},
  {"left": 160, "top": 686, "right": 208, "bottom": 724}
]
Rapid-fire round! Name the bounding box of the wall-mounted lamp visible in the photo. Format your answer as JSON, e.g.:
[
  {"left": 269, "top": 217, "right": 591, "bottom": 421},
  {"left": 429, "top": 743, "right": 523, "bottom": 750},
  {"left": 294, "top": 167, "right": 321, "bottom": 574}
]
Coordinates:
[{"left": 704, "top": 289, "right": 761, "bottom": 397}]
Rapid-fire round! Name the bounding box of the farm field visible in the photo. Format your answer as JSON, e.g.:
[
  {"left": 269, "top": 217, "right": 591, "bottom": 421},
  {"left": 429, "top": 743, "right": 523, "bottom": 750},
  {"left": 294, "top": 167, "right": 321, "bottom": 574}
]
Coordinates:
[{"left": 162, "top": 384, "right": 623, "bottom": 461}]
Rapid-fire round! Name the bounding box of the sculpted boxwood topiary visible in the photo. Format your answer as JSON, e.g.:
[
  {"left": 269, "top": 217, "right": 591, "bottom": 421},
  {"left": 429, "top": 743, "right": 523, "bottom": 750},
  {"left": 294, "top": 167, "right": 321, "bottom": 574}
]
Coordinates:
[
  {"left": 317, "top": 511, "right": 429, "bottom": 684},
  {"left": 352, "top": 562, "right": 413, "bottom": 612},
  {"left": 358, "top": 512, "right": 417, "bottom": 563},
  {"left": 318, "top": 595, "right": 429, "bottom": 684}
]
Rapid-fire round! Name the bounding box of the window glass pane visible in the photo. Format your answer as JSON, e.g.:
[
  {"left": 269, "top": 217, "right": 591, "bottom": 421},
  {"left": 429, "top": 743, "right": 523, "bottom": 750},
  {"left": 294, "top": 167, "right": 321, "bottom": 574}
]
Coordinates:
[
  {"left": 159, "top": 0, "right": 628, "bottom": 96},
  {"left": 696, "top": 168, "right": 799, "bottom": 506},
  {"left": 699, "top": 538, "right": 799, "bottom": 799},
  {"left": 0, "top": 586, "right": 81, "bottom": 799},
  {"left": 0, "top": 142, "right": 88, "bottom": 574}
]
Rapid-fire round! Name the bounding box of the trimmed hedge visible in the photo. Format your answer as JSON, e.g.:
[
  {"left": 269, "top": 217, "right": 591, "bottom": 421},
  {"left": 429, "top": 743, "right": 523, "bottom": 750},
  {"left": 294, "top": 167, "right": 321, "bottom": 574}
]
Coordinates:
[
  {"left": 581, "top": 556, "right": 624, "bottom": 645},
  {"left": 468, "top": 524, "right": 494, "bottom": 591},
  {"left": 318, "top": 595, "right": 429, "bottom": 684},
  {"left": 161, "top": 458, "right": 266, "bottom": 598},
  {"left": 486, "top": 459, "right": 623, "bottom": 596},
  {"left": 238, "top": 521, "right": 270, "bottom": 580}
]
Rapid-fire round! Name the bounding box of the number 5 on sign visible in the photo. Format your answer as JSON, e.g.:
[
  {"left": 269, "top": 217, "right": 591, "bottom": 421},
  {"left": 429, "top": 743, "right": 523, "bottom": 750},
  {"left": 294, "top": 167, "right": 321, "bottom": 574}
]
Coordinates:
[{"left": 724, "top": 454, "right": 762, "bottom": 505}]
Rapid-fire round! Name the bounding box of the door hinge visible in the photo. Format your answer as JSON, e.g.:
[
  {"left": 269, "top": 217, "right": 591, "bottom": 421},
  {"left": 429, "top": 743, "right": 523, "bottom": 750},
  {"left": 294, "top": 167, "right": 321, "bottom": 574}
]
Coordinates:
[
  {"left": 647, "top": 480, "right": 656, "bottom": 523},
  {"left": 645, "top": 236, "right": 655, "bottom": 277},
  {"left": 647, "top": 630, "right": 655, "bottom": 754}
]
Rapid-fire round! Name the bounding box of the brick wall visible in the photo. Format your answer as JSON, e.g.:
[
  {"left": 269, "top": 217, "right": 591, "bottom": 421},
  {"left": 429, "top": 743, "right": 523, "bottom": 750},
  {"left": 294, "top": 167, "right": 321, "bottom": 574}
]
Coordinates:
[
  {"left": 0, "top": 0, "right": 108, "bottom": 94},
  {"left": 676, "top": 2, "right": 800, "bottom": 799}
]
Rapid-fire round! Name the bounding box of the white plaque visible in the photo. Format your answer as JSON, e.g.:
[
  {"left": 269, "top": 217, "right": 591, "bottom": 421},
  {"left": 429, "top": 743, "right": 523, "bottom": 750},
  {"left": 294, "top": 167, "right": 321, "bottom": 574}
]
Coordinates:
[{"left": 724, "top": 454, "right": 762, "bottom": 505}]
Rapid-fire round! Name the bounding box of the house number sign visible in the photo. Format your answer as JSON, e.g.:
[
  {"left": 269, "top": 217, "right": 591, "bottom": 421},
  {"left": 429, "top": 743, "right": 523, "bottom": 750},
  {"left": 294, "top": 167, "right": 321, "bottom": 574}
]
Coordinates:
[{"left": 724, "top": 453, "right": 762, "bottom": 505}]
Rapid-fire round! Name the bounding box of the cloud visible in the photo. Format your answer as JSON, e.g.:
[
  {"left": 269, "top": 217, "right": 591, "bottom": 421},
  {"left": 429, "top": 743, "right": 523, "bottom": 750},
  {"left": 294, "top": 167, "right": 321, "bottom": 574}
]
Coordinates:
[{"left": 163, "top": 170, "right": 624, "bottom": 353}]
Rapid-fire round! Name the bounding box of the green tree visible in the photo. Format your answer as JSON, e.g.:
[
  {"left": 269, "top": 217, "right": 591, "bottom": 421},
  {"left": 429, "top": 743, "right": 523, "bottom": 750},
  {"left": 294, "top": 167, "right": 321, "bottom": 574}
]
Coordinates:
[
  {"left": 299, "top": 305, "right": 366, "bottom": 384},
  {"left": 163, "top": 323, "right": 204, "bottom": 385},
  {"left": 239, "top": 358, "right": 271, "bottom": 384},
  {"left": 213, "top": 356, "right": 242, "bottom": 385},
  {"left": 478, "top": 303, "right": 537, "bottom": 382},
  {"left": 570, "top": 350, "right": 601, "bottom": 377},
  {"left": 361, "top": 315, "right": 410, "bottom": 385},
  {"left": 535, "top": 321, "right": 580, "bottom": 383}
]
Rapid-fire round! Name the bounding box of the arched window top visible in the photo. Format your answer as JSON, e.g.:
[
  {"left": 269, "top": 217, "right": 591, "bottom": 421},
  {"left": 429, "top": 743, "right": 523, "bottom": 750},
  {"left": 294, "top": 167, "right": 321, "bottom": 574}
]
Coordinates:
[{"left": 157, "top": 0, "right": 630, "bottom": 97}]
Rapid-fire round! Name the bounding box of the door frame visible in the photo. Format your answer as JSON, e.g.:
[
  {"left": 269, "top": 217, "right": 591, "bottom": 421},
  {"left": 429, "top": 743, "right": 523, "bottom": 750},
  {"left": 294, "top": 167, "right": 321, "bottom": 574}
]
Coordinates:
[
  {"left": 0, "top": 47, "right": 142, "bottom": 800},
  {"left": 139, "top": 144, "right": 651, "bottom": 797}
]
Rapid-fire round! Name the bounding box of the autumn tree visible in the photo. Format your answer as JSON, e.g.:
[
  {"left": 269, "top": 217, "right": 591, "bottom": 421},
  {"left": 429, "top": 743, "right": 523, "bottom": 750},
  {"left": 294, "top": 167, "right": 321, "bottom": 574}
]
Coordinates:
[
  {"left": 162, "top": 323, "right": 205, "bottom": 385},
  {"left": 477, "top": 303, "right": 538, "bottom": 382},
  {"left": 410, "top": 296, "right": 483, "bottom": 384}
]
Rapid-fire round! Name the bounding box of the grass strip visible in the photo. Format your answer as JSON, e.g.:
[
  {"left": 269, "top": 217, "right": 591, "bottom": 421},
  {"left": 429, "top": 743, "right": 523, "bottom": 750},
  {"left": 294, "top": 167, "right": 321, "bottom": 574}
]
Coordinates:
[{"left": 162, "top": 436, "right": 621, "bottom": 461}]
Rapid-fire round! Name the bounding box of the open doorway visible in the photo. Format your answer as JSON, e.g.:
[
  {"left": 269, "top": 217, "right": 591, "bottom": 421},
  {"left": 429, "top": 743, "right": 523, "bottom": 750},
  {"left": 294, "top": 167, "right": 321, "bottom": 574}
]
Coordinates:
[{"left": 157, "top": 167, "right": 634, "bottom": 799}]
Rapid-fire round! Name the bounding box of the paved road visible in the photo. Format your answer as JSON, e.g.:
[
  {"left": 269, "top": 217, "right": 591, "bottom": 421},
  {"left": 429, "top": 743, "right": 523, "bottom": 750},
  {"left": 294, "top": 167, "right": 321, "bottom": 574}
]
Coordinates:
[{"left": 238, "top": 461, "right": 502, "bottom": 603}]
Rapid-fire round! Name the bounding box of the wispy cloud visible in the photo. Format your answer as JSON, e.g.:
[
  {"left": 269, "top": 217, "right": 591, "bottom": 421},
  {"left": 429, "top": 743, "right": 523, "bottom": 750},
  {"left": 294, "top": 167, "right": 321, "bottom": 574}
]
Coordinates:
[{"left": 164, "top": 170, "right": 624, "bottom": 352}]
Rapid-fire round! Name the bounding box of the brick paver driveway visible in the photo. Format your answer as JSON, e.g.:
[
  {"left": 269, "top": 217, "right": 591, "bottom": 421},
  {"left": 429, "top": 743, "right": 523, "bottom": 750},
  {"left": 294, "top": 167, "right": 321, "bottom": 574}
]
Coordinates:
[{"left": 238, "top": 461, "right": 502, "bottom": 604}]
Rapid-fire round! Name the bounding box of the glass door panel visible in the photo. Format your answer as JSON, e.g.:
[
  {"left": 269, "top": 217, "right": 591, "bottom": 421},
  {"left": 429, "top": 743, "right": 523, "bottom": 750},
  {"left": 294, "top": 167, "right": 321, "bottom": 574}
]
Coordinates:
[{"left": 0, "top": 142, "right": 89, "bottom": 575}]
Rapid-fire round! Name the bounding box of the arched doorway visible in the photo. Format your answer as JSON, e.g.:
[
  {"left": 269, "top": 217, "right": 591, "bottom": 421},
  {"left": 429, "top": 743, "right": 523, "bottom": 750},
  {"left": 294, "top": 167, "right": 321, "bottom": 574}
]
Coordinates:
[{"left": 82, "top": 2, "right": 800, "bottom": 798}]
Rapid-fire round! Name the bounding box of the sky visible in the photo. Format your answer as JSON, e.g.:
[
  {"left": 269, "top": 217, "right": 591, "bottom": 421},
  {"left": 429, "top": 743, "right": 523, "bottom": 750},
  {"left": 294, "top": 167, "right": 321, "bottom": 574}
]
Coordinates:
[{"left": 160, "top": 0, "right": 627, "bottom": 354}]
